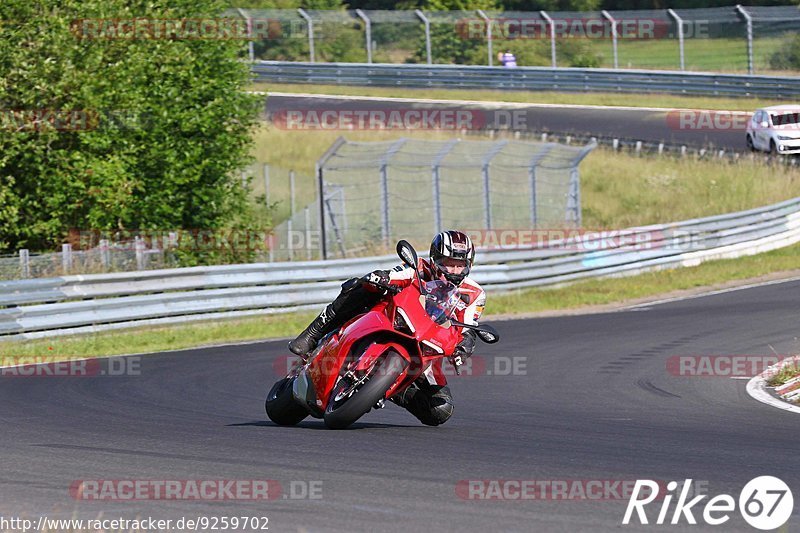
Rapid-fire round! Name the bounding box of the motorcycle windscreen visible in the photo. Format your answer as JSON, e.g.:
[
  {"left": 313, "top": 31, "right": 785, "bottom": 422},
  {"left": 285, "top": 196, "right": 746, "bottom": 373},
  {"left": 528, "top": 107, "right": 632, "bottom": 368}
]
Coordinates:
[{"left": 421, "top": 280, "right": 460, "bottom": 325}]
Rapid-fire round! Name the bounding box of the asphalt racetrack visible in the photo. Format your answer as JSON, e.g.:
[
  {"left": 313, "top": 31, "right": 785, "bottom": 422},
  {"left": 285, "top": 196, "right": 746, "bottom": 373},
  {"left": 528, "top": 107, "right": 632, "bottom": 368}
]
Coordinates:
[
  {"left": 2, "top": 278, "right": 800, "bottom": 531},
  {"left": 266, "top": 94, "right": 750, "bottom": 152}
]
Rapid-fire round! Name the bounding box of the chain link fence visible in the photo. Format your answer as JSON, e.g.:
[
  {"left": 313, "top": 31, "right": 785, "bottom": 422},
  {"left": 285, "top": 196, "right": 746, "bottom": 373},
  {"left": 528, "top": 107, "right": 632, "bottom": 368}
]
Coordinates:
[
  {"left": 316, "top": 136, "right": 595, "bottom": 259},
  {"left": 231, "top": 6, "right": 800, "bottom": 74}
]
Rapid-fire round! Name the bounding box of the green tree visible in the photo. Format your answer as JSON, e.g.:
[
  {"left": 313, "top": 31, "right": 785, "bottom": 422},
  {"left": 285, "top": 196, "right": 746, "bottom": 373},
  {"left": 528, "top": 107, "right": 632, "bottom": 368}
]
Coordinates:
[{"left": 0, "top": 0, "right": 261, "bottom": 253}]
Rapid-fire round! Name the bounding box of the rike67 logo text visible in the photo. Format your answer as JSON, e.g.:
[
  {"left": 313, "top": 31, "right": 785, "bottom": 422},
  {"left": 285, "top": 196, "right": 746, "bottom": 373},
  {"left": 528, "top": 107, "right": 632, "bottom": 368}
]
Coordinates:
[{"left": 623, "top": 477, "right": 793, "bottom": 530}]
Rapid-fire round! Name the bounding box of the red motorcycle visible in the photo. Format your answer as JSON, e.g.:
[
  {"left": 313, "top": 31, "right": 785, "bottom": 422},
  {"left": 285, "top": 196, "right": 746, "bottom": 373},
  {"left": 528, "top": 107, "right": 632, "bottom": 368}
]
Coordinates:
[{"left": 265, "top": 240, "right": 500, "bottom": 429}]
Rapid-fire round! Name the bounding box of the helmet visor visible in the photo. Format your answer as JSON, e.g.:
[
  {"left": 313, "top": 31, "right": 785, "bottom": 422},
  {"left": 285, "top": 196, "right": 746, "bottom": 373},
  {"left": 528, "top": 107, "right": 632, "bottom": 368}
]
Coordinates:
[{"left": 433, "top": 256, "right": 469, "bottom": 277}]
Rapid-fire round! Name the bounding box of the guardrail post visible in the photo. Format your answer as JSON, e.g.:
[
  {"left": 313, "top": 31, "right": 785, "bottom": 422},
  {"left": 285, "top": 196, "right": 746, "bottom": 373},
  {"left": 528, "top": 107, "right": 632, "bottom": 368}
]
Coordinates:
[
  {"left": 415, "top": 10, "right": 432, "bottom": 65},
  {"left": 477, "top": 10, "right": 493, "bottom": 66},
  {"left": 99, "top": 239, "right": 110, "bottom": 270},
  {"left": 601, "top": 11, "right": 618, "bottom": 69},
  {"left": 540, "top": 11, "right": 557, "bottom": 68},
  {"left": 134, "top": 237, "right": 145, "bottom": 270},
  {"left": 62, "top": 243, "right": 72, "bottom": 274},
  {"left": 736, "top": 5, "right": 754, "bottom": 75},
  {"left": 236, "top": 8, "right": 255, "bottom": 62},
  {"left": 667, "top": 9, "right": 685, "bottom": 71},
  {"left": 19, "top": 249, "right": 30, "bottom": 278},
  {"left": 297, "top": 9, "right": 315, "bottom": 63},
  {"left": 355, "top": 9, "right": 372, "bottom": 64}
]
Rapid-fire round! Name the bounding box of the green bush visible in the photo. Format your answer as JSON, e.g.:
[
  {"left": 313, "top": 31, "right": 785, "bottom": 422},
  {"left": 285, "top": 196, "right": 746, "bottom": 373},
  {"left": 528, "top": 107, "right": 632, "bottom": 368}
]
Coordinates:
[
  {"left": 769, "top": 33, "right": 800, "bottom": 71},
  {"left": 0, "top": 0, "right": 262, "bottom": 254}
]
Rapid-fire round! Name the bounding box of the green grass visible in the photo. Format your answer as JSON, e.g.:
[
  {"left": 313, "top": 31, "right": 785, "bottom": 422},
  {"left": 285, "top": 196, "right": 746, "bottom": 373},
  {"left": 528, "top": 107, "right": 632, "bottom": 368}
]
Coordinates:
[
  {"left": 253, "top": 81, "right": 778, "bottom": 113},
  {"left": 2, "top": 240, "right": 799, "bottom": 361},
  {"left": 612, "top": 36, "right": 786, "bottom": 74},
  {"left": 765, "top": 358, "right": 800, "bottom": 387}
]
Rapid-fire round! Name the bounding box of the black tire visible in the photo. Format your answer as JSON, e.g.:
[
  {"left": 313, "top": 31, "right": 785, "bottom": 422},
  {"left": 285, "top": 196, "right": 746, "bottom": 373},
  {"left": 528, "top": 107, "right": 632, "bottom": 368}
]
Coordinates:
[
  {"left": 746, "top": 135, "right": 755, "bottom": 152},
  {"left": 770, "top": 140, "right": 778, "bottom": 155},
  {"left": 324, "top": 350, "right": 407, "bottom": 429},
  {"left": 265, "top": 377, "right": 308, "bottom": 426}
]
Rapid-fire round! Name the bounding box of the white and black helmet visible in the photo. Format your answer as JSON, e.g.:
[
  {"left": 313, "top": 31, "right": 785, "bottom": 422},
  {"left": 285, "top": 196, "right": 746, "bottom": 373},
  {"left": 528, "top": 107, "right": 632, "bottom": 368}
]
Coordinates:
[{"left": 429, "top": 230, "right": 475, "bottom": 284}]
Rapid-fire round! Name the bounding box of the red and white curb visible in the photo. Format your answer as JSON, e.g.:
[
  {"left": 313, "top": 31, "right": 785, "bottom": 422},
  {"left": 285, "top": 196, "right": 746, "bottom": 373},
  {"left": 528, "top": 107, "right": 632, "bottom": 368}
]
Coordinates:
[{"left": 746, "top": 355, "right": 800, "bottom": 414}]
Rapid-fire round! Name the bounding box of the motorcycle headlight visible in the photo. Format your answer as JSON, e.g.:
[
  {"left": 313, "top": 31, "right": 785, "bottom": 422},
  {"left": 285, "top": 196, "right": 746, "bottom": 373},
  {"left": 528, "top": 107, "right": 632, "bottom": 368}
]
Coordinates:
[
  {"left": 393, "top": 307, "right": 415, "bottom": 334},
  {"left": 420, "top": 340, "right": 444, "bottom": 356}
]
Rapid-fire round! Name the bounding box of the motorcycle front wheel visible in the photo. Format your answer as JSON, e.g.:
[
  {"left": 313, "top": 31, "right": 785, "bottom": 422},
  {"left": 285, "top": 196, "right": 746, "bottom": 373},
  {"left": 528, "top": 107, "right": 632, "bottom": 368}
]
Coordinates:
[{"left": 323, "top": 350, "right": 407, "bottom": 429}]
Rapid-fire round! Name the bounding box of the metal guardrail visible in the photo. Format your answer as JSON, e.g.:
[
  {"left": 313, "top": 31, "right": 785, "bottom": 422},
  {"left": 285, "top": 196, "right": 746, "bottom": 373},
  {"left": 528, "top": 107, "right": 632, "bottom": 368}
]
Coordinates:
[
  {"left": 252, "top": 61, "right": 800, "bottom": 99},
  {"left": 2, "top": 196, "right": 800, "bottom": 339}
]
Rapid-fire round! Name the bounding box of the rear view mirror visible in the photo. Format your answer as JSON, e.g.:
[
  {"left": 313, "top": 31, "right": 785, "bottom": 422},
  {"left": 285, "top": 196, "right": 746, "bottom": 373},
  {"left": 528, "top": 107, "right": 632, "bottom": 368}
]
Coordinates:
[
  {"left": 476, "top": 325, "right": 500, "bottom": 344},
  {"left": 396, "top": 240, "right": 418, "bottom": 269}
]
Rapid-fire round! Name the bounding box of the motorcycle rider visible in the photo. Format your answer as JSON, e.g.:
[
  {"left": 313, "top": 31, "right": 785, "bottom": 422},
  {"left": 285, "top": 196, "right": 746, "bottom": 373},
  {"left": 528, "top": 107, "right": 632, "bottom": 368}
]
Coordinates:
[{"left": 287, "top": 230, "right": 486, "bottom": 426}]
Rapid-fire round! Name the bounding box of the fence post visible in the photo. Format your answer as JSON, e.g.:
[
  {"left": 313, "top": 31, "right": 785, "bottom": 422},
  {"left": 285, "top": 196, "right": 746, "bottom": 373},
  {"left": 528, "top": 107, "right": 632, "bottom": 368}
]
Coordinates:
[
  {"left": 62, "top": 243, "right": 72, "bottom": 274},
  {"left": 415, "top": 10, "right": 432, "bottom": 65},
  {"left": 540, "top": 11, "right": 557, "bottom": 68},
  {"left": 601, "top": 11, "right": 618, "bottom": 69},
  {"left": 236, "top": 8, "right": 255, "bottom": 62},
  {"left": 528, "top": 145, "right": 556, "bottom": 228},
  {"left": 736, "top": 5, "right": 754, "bottom": 75},
  {"left": 288, "top": 170, "right": 295, "bottom": 261},
  {"left": 297, "top": 8, "right": 315, "bottom": 63},
  {"left": 317, "top": 165, "right": 327, "bottom": 259},
  {"left": 355, "top": 9, "right": 372, "bottom": 64},
  {"left": 431, "top": 139, "right": 458, "bottom": 235},
  {"left": 316, "top": 137, "right": 347, "bottom": 260},
  {"left": 99, "top": 239, "right": 110, "bottom": 270},
  {"left": 305, "top": 207, "right": 312, "bottom": 260},
  {"left": 378, "top": 139, "right": 408, "bottom": 249},
  {"left": 289, "top": 170, "right": 296, "bottom": 216},
  {"left": 19, "top": 249, "right": 30, "bottom": 278},
  {"left": 481, "top": 141, "right": 508, "bottom": 231},
  {"left": 477, "top": 10, "right": 493, "bottom": 66},
  {"left": 667, "top": 9, "right": 685, "bottom": 71},
  {"left": 263, "top": 164, "right": 270, "bottom": 206},
  {"left": 135, "top": 237, "right": 145, "bottom": 270}
]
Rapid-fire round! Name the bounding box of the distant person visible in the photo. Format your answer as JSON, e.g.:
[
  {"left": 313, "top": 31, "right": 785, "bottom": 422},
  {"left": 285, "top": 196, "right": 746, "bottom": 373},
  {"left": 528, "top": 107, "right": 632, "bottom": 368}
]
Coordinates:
[{"left": 502, "top": 50, "right": 517, "bottom": 68}]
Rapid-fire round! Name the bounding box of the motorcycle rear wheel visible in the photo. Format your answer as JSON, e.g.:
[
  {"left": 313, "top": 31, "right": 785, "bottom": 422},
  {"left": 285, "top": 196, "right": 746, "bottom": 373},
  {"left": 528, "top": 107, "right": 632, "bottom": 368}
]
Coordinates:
[
  {"left": 265, "top": 377, "right": 308, "bottom": 426},
  {"left": 324, "top": 350, "right": 407, "bottom": 429}
]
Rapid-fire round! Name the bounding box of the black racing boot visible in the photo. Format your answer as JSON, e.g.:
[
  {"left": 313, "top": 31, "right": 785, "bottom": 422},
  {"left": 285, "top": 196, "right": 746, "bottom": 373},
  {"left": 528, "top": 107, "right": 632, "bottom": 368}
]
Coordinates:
[
  {"left": 288, "top": 304, "right": 336, "bottom": 357},
  {"left": 288, "top": 278, "right": 383, "bottom": 358}
]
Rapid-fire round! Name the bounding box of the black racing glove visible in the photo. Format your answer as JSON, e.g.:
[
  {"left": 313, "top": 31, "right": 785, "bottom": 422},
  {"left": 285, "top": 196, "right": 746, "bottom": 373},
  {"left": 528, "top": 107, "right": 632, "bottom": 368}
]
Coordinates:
[
  {"left": 360, "top": 270, "right": 391, "bottom": 291},
  {"left": 452, "top": 329, "right": 477, "bottom": 367}
]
